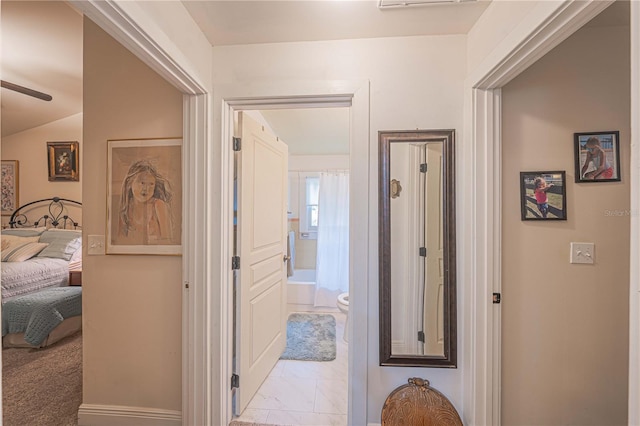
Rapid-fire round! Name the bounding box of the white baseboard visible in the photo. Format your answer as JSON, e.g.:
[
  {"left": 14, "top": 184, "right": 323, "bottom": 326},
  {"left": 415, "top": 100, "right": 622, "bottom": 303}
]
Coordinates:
[{"left": 77, "top": 404, "right": 181, "bottom": 426}]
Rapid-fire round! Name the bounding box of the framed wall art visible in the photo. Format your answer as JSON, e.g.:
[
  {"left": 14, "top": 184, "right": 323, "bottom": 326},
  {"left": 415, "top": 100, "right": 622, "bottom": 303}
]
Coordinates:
[
  {"left": 1, "top": 160, "right": 19, "bottom": 216},
  {"left": 47, "top": 141, "right": 79, "bottom": 181},
  {"left": 574, "top": 131, "right": 620, "bottom": 183},
  {"left": 520, "top": 171, "right": 567, "bottom": 221},
  {"left": 106, "top": 138, "right": 182, "bottom": 255}
]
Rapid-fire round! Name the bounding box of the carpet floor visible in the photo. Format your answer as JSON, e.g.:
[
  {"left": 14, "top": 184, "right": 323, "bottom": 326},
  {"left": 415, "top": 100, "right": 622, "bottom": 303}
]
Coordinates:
[
  {"left": 2, "top": 331, "right": 82, "bottom": 426},
  {"left": 280, "top": 313, "right": 336, "bottom": 361}
]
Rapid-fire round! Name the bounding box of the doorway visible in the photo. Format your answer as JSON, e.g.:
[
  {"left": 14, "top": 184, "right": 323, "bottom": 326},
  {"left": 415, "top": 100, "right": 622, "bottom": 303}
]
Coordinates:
[
  {"left": 232, "top": 107, "right": 351, "bottom": 424},
  {"left": 217, "top": 87, "right": 369, "bottom": 426}
]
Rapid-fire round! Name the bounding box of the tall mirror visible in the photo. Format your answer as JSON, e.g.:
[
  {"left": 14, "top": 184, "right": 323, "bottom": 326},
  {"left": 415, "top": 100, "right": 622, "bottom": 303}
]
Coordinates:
[{"left": 379, "top": 129, "right": 456, "bottom": 367}]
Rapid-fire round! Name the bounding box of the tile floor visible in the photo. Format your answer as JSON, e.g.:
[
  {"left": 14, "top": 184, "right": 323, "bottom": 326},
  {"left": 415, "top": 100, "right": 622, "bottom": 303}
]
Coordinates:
[{"left": 235, "top": 311, "right": 348, "bottom": 426}]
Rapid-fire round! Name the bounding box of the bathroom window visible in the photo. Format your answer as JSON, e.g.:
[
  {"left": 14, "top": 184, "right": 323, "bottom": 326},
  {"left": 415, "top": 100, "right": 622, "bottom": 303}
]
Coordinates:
[{"left": 299, "top": 172, "right": 319, "bottom": 239}]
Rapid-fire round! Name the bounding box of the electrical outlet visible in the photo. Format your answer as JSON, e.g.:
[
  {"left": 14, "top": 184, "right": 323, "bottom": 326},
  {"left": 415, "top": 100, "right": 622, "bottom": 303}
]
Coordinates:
[
  {"left": 570, "top": 242, "right": 594, "bottom": 264},
  {"left": 87, "top": 235, "right": 105, "bottom": 255}
]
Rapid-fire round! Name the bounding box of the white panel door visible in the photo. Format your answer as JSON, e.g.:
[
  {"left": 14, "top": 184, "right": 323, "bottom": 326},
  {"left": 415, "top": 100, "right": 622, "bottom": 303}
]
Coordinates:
[
  {"left": 424, "top": 143, "right": 444, "bottom": 355},
  {"left": 235, "top": 111, "right": 288, "bottom": 414}
]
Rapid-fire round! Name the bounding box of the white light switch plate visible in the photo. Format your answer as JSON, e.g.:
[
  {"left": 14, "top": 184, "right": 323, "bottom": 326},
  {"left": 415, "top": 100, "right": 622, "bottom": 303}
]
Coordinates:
[
  {"left": 87, "top": 235, "right": 105, "bottom": 255},
  {"left": 570, "top": 242, "right": 594, "bottom": 264}
]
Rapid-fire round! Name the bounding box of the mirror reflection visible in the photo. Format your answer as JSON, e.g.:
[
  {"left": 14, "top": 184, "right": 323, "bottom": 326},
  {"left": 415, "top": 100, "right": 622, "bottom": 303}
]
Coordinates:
[{"left": 379, "top": 129, "right": 456, "bottom": 367}]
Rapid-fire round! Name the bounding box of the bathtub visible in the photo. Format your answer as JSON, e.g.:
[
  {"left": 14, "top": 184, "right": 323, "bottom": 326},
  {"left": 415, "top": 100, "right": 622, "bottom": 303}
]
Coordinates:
[{"left": 287, "top": 269, "right": 316, "bottom": 306}]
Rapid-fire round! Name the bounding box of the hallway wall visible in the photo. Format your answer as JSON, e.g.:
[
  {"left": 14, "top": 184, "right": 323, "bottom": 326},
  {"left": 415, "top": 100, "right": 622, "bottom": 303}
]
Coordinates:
[
  {"left": 501, "top": 20, "right": 630, "bottom": 425},
  {"left": 81, "top": 18, "right": 183, "bottom": 419}
]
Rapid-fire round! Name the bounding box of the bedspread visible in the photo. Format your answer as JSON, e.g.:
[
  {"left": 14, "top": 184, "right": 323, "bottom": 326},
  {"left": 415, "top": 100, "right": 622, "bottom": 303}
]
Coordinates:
[
  {"left": 2, "top": 286, "right": 82, "bottom": 346},
  {"left": 1, "top": 257, "right": 69, "bottom": 301}
]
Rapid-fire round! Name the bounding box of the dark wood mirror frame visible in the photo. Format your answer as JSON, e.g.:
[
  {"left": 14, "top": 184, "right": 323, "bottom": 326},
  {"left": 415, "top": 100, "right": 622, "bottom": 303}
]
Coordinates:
[{"left": 379, "top": 129, "right": 457, "bottom": 367}]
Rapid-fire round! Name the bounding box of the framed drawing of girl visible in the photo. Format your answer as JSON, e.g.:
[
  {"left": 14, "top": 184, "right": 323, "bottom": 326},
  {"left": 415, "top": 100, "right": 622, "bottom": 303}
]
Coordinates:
[{"left": 107, "top": 138, "right": 182, "bottom": 255}]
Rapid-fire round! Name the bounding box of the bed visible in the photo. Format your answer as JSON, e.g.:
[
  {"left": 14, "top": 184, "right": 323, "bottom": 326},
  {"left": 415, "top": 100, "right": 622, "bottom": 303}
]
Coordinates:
[{"left": 1, "top": 197, "right": 82, "bottom": 347}]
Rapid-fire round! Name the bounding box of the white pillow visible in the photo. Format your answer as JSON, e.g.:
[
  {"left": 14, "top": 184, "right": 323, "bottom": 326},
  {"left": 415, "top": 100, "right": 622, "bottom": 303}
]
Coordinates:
[{"left": 1, "top": 242, "right": 49, "bottom": 262}]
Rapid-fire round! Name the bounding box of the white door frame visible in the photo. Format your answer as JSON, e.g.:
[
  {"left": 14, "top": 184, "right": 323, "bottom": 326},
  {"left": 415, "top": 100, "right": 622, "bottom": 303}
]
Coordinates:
[
  {"left": 212, "top": 82, "right": 370, "bottom": 426},
  {"left": 67, "top": 2, "right": 212, "bottom": 425},
  {"left": 59, "top": 2, "right": 640, "bottom": 426},
  {"left": 462, "top": 1, "right": 617, "bottom": 424}
]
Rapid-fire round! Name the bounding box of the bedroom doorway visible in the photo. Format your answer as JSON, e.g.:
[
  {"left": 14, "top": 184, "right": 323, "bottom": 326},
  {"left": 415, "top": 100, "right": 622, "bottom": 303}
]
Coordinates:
[{"left": 1, "top": 1, "right": 84, "bottom": 424}]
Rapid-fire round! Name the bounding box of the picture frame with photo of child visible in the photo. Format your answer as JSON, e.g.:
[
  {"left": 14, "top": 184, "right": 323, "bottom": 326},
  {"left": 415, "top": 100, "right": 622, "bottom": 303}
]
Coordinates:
[
  {"left": 520, "top": 171, "right": 567, "bottom": 221},
  {"left": 574, "top": 131, "right": 620, "bottom": 183}
]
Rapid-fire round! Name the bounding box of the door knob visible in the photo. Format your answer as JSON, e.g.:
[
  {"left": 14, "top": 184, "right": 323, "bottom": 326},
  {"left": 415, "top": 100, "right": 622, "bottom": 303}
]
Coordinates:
[{"left": 283, "top": 255, "right": 291, "bottom": 262}]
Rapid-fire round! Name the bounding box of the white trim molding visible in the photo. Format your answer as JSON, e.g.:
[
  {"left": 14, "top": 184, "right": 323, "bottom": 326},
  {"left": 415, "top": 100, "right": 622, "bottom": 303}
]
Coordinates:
[
  {"left": 629, "top": 2, "right": 640, "bottom": 424},
  {"left": 213, "top": 81, "right": 370, "bottom": 426},
  {"left": 62, "top": 2, "right": 211, "bottom": 425},
  {"left": 463, "top": 1, "right": 614, "bottom": 425},
  {"left": 78, "top": 404, "right": 181, "bottom": 426}
]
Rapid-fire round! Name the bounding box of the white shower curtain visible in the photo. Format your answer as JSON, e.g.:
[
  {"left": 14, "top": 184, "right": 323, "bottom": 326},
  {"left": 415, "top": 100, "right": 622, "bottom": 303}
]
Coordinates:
[{"left": 314, "top": 171, "right": 349, "bottom": 307}]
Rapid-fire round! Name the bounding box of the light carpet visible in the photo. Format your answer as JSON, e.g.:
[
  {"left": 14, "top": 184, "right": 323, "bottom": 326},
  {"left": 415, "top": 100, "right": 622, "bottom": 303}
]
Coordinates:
[
  {"left": 280, "top": 313, "right": 336, "bottom": 361},
  {"left": 3, "top": 331, "right": 82, "bottom": 426}
]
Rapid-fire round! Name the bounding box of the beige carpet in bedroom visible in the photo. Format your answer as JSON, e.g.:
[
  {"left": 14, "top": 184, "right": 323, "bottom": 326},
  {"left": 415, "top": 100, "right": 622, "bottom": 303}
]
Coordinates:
[{"left": 2, "top": 331, "right": 82, "bottom": 426}]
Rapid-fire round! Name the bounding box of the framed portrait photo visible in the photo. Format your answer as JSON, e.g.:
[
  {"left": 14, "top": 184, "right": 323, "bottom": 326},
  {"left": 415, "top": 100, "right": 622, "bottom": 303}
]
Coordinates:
[
  {"left": 47, "top": 141, "right": 79, "bottom": 181},
  {"left": 106, "top": 138, "right": 182, "bottom": 255},
  {"left": 520, "top": 171, "right": 567, "bottom": 221},
  {"left": 574, "top": 131, "right": 620, "bottom": 183},
  {"left": 1, "top": 160, "right": 19, "bottom": 216}
]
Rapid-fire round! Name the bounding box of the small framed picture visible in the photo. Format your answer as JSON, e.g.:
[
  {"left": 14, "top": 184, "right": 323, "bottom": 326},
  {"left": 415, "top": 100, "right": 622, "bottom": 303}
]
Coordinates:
[
  {"left": 47, "top": 141, "right": 79, "bottom": 181},
  {"left": 574, "top": 131, "right": 620, "bottom": 183},
  {"left": 1, "top": 160, "right": 19, "bottom": 215},
  {"left": 520, "top": 171, "right": 567, "bottom": 221}
]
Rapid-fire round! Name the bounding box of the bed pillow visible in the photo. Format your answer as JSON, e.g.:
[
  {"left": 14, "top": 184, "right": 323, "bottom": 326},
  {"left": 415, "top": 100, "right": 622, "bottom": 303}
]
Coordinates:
[
  {"left": 1, "top": 227, "right": 47, "bottom": 237},
  {"left": 1, "top": 235, "right": 41, "bottom": 252},
  {"left": 1, "top": 242, "right": 49, "bottom": 262},
  {"left": 36, "top": 229, "right": 82, "bottom": 261}
]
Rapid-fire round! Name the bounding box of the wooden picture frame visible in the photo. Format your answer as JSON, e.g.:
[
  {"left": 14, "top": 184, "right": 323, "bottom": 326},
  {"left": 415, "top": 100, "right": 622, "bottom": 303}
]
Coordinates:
[
  {"left": 574, "top": 131, "right": 621, "bottom": 183},
  {"left": 520, "top": 171, "right": 567, "bottom": 221},
  {"left": 1, "top": 160, "right": 19, "bottom": 216},
  {"left": 106, "top": 138, "right": 182, "bottom": 255},
  {"left": 47, "top": 141, "right": 79, "bottom": 181}
]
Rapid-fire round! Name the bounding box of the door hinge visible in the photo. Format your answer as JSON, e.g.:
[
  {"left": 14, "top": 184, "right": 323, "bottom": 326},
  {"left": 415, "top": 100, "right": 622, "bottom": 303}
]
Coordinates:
[
  {"left": 418, "top": 331, "right": 425, "bottom": 342},
  {"left": 493, "top": 293, "right": 501, "bottom": 304},
  {"left": 231, "top": 374, "right": 240, "bottom": 389},
  {"left": 420, "top": 163, "right": 428, "bottom": 173},
  {"left": 233, "top": 137, "right": 241, "bottom": 151},
  {"left": 232, "top": 256, "right": 240, "bottom": 270},
  {"left": 419, "top": 247, "right": 427, "bottom": 257}
]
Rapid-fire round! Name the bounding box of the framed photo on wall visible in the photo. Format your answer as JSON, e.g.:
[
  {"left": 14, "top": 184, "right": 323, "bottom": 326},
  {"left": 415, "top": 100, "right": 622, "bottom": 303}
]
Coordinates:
[
  {"left": 106, "top": 138, "right": 182, "bottom": 255},
  {"left": 520, "top": 171, "right": 567, "bottom": 221},
  {"left": 1, "top": 160, "right": 19, "bottom": 216},
  {"left": 574, "top": 131, "right": 620, "bottom": 183},
  {"left": 47, "top": 141, "right": 79, "bottom": 181}
]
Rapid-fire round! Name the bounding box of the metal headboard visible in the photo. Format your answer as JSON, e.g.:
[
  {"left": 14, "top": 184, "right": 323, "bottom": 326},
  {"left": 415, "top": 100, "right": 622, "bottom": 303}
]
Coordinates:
[{"left": 9, "top": 197, "right": 82, "bottom": 229}]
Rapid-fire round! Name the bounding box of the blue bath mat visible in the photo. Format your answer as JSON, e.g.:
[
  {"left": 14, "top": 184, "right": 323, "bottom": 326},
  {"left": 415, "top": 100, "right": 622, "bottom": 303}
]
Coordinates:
[{"left": 280, "top": 313, "right": 336, "bottom": 361}]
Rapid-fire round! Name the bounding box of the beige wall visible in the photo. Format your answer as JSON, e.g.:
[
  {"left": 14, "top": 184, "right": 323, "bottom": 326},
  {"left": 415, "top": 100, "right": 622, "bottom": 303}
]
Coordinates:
[
  {"left": 502, "top": 23, "right": 629, "bottom": 425},
  {"left": 1, "top": 113, "right": 83, "bottom": 226},
  {"left": 82, "top": 18, "right": 182, "bottom": 412}
]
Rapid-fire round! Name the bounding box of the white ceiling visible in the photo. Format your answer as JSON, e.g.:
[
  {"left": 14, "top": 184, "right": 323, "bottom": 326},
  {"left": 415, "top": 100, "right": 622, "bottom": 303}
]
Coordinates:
[
  {"left": 1, "top": 1, "right": 83, "bottom": 138},
  {"left": 0, "top": 0, "right": 629, "bottom": 146},
  {"left": 182, "top": 0, "right": 492, "bottom": 46},
  {"left": 260, "top": 107, "right": 350, "bottom": 155}
]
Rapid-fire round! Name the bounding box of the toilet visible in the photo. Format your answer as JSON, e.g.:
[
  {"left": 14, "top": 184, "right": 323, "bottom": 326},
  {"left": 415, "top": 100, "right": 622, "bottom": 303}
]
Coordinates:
[{"left": 337, "top": 292, "right": 349, "bottom": 343}]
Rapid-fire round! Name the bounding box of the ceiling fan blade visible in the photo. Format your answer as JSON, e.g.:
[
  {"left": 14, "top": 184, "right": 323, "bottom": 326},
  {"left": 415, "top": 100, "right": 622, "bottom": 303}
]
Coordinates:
[{"left": 1, "top": 80, "right": 52, "bottom": 101}]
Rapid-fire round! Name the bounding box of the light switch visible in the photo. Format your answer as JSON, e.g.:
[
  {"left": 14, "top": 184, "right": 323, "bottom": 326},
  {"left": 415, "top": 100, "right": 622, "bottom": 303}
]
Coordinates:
[
  {"left": 570, "top": 242, "right": 594, "bottom": 264},
  {"left": 87, "top": 235, "right": 105, "bottom": 255}
]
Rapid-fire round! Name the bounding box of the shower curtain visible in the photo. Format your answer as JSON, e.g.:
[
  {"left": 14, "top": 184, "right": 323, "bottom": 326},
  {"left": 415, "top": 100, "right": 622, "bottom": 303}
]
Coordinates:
[{"left": 314, "top": 171, "right": 350, "bottom": 307}]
